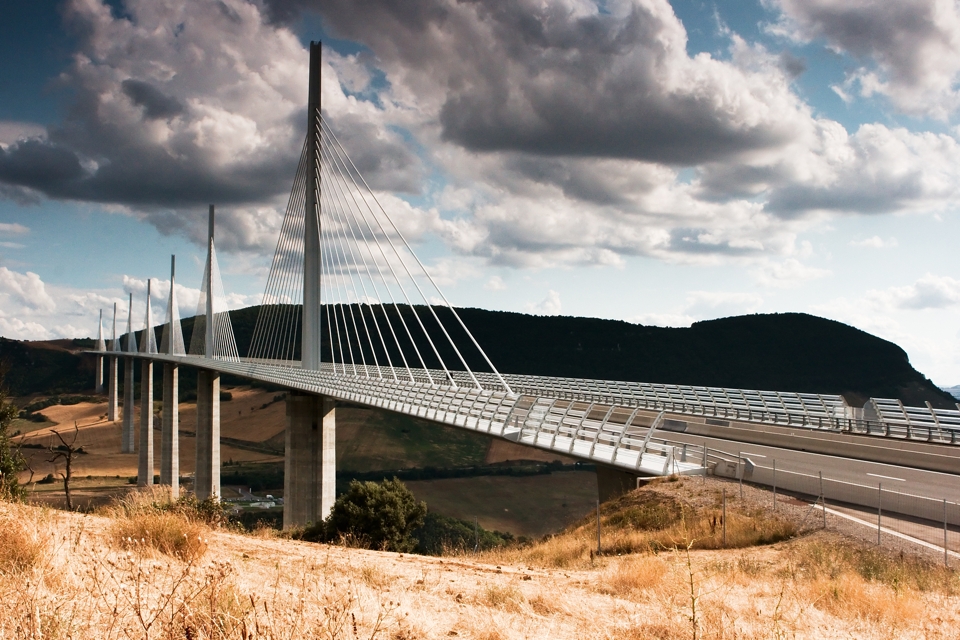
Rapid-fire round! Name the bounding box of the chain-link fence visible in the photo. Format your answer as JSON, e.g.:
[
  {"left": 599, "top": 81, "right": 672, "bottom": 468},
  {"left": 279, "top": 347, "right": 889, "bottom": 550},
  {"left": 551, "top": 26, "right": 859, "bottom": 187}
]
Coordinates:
[{"left": 704, "top": 449, "right": 960, "bottom": 566}]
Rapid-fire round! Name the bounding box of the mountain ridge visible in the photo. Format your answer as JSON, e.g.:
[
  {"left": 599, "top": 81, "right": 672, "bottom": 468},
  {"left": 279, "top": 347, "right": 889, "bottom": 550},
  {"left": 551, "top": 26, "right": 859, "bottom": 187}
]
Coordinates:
[{"left": 0, "top": 309, "right": 953, "bottom": 408}]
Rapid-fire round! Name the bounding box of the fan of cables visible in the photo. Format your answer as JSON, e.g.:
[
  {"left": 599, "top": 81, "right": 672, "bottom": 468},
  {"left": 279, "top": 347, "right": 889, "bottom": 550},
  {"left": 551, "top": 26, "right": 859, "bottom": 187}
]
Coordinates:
[{"left": 248, "top": 113, "right": 511, "bottom": 393}]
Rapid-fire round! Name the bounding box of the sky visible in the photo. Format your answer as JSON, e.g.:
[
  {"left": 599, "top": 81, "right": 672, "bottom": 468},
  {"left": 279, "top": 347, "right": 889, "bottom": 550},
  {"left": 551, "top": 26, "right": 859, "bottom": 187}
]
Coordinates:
[{"left": 0, "top": 0, "right": 959, "bottom": 389}]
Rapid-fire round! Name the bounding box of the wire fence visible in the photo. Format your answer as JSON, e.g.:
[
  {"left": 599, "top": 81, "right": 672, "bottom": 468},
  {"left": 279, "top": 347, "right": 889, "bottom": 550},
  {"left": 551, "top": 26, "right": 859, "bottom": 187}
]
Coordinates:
[{"left": 705, "top": 449, "right": 960, "bottom": 566}]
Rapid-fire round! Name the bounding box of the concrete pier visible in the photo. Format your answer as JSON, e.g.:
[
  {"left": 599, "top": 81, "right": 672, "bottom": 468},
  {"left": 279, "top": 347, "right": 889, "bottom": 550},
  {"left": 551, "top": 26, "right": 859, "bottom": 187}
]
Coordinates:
[
  {"left": 160, "top": 363, "right": 179, "bottom": 497},
  {"left": 95, "top": 357, "right": 104, "bottom": 394},
  {"left": 137, "top": 360, "right": 154, "bottom": 487},
  {"left": 121, "top": 357, "right": 135, "bottom": 453},
  {"left": 195, "top": 369, "right": 220, "bottom": 500},
  {"left": 283, "top": 391, "right": 336, "bottom": 529},
  {"left": 107, "top": 357, "right": 118, "bottom": 421},
  {"left": 597, "top": 464, "right": 640, "bottom": 503}
]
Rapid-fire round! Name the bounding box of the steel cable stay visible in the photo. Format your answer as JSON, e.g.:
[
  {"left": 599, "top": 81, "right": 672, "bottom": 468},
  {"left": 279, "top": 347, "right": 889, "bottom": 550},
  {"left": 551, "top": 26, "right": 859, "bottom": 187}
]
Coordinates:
[
  {"left": 319, "top": 146, "right": 414, "bottom": 381},
  {"left": 250, "top": 134, "right": 307, "bottom": 360},
  {"left": 319, "top": 123, "right": 455, "bottom": 387},
  {"left": 320, "top": 114, "right": 511, "bottom": 394},
  {"left": 318, "top": 188, "right": 354, "bottom": 375},
  {"left": 250, "top": 134, "right": 309, "bottom": 363},
  {"left": 320, "top": 182, "right": 386, "bottom": 378},
  {"left": 318, "top": 131, "right": 429, "bottom": 384},
  {"left": 319, "top": 143, "right": 408, "bottom": 382},
  {"left": 319, "top": 175, "right": 381, "bottom": 378},
  {"left": 322, "top": 182, "right": 366, "bottom": 377}
]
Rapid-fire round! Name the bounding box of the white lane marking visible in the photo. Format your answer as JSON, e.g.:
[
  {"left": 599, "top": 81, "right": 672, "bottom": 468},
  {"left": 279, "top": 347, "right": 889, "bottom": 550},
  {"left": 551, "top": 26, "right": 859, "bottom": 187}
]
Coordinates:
[
  {"left": 867, "top": 472, "right": 906, "bottom": 482},
  {"left": 819, "top": 504, "right": 959, "bottom": 558}
]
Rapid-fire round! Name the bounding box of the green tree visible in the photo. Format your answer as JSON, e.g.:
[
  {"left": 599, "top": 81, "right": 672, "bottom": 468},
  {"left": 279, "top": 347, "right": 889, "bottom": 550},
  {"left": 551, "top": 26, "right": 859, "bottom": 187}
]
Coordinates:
[
  {"left": 318, "top": 478, "right": 427, "bottom": 552},
  {"left": 0, "top": 368, "right": 25, "bottom": 500}
]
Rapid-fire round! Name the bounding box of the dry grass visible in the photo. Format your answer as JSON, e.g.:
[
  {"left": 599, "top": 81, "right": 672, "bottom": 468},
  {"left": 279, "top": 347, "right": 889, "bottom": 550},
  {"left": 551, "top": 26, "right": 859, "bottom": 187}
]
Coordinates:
[
  {"left": 596, "top": 554, "right": 668, "bottom": 596},
  {"left": 2, "top": 477, "right": 960, "bottom": 639},
  {"left": 479, "top": 583, "right": 525, "bottom": 611},
  {"left": 114, "top": 511, "right": 209, "bottom": 562},
  {"left": 0, "top": 506, "right": 46, "bottom": 574},
  {"left": 106, "top": 486, "right": 210, "bottom": 562},
  {"left": 483, "top": 484, "right": 797, "bottom": 569}
]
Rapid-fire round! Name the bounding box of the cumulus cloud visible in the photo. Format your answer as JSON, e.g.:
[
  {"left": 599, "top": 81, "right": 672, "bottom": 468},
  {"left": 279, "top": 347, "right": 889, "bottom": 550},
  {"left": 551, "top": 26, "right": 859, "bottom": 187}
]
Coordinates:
[
  {"left": 527, "top": 289, "right": 562, "bottom": 315},
  {"left": 750, "top": 258, "right": 830, "bottom": 288},
  {"left": 3, "top": 0, "right": 960, "bottom": 282},
  {"left": 685, "top": 291, "right": 765, "bottom": 317},
  {"left": 850, "top": 236, "right": 897, "bottom": 248},
  {"left": 771, "top": 0, "right": 960, "bottom": 119},
  {"left": 0, "top": 223, "right": 29, "bottom": 236},
  {"left": 315, "top": 0, "right": 809, "bottom": 164},
  {"left": 484, "top": 276, "right": 507, "bottom": 291},
  {"left": 0, "top": 0, "right": 421, "bottom": 256},
  {"left": 869, "top": 274, "right": 960, "bottom": 310},
  {"left": 0, "top": 267, "right": 56, "bottom": 313}
]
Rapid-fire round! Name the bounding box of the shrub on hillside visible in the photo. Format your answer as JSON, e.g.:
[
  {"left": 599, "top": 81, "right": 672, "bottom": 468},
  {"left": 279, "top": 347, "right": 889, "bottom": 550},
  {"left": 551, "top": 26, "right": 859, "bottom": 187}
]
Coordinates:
[
  {"left": 0, "top": 370, "right": 25, "bottom": 500},
  {"left": 413, "top": 512, "right": 516, "bottom": 555},
  {"left": 115, "top": 512, "right": 208, "bottom": 562},
  {"left": 300, "top": 478, "right": 427, "bottom": 552},
  {"left": 0, "top": 510, "right": 43, "bottom": 573}
]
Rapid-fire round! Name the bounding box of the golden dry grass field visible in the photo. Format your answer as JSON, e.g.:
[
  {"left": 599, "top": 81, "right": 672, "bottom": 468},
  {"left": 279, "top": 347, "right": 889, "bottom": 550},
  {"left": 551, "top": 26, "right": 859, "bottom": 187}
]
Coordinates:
[{"left": 3, "top": 479, "right": 959, "bottom": 640}]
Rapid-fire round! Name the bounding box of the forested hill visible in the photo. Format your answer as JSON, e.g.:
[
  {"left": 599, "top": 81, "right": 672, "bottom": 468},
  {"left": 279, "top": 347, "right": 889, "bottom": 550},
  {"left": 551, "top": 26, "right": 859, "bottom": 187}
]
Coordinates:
[
  {"left": 0, "top": 309, "right": 954, "bottom": 408},
  {"left": 448, "top": 310, "right": 955, "bottom": 408}
]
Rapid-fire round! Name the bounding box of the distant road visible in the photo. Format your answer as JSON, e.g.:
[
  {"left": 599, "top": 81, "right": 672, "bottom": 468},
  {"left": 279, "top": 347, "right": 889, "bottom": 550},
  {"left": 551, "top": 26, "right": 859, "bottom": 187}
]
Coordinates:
[{"left": 663, "top": 430, "right": 959, "bottom": 505}]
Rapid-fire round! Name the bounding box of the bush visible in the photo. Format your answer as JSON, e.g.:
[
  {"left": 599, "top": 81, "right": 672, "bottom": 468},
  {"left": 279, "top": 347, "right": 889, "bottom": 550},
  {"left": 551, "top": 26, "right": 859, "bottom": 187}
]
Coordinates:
[
  {"left": 114, "top": 512, "right": 208, "bottom": 562},
  {"left": 413, "top": 512, "right": 515, "bottom": 555},
  {"left": 0, "top": 510, "right": 44, "bottom": 573},
  {"left": 301, "top": 478, "right": 427, "bottom": 552},
  {"left": 0, "top": 370, "right": 24, "bottom": 500}
]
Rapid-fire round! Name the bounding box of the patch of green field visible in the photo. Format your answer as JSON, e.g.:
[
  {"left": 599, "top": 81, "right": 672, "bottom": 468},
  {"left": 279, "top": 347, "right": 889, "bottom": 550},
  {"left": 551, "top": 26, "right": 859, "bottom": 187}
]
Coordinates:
[
  {"left": 336, "top": 408, "right": 490, "bottom": 472},
  {"left": 405, "top": 470, "right": 599, "bottom": 538}
]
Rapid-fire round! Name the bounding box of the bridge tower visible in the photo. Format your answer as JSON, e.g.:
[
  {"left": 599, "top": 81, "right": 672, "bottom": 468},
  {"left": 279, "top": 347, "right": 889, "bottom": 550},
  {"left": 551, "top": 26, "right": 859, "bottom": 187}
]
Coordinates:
[
  {"left": 160, "top": 255, "right": 182, "bottom": 497},
  {"left": 95, "top": 309, "right": 105, "bottom": 394},
  {"left": 284, "top": 40, "right": 335, "bottom": 529},
  {"left": 195, "top": 205, "right": 222, "bottom": 501},
  {"left": 121, "top": 293, "right": 136, "bottom": 453},
  {"left": 138, "top": 279, "right": 157, "bottom": 487},
  {"left": 108, "top": 302, "right": 119, "bottom": 421}
]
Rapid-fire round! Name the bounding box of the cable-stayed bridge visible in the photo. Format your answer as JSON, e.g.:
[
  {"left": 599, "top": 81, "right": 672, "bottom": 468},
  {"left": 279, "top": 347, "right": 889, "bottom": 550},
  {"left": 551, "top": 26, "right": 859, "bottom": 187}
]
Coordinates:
[{"left": 91, "top": 42, "right": 960, "bottom": 529}]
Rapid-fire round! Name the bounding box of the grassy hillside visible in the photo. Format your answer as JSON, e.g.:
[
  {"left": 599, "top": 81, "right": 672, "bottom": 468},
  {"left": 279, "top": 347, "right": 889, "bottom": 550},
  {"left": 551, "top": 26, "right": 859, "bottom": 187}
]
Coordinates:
[{"left": 1, "top": 308, "right": 952, "bottom": 407}]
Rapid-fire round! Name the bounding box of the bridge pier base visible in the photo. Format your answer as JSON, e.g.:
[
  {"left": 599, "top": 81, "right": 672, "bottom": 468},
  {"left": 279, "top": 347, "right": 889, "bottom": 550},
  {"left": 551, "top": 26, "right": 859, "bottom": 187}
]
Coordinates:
[
  {"left": 121, "top": 357, "right": 135, "bottom": 453},
  {"left": 138, "top": 360, "right": 154, "bottom": 487},
  {"left": 283, "top": 391, "right": 335, "bottom": 529},
  {"left": 108, "top": 356, "right": 118, "bottom": 422},
  {"left": 597, "top": 464, "right": 640, "bottom": 503},
  {"left": 195, "top": 370, "right": 220, "bottom": 500},
  {"left": 160, "top": 363, "right": 179, "bottom": 497}
]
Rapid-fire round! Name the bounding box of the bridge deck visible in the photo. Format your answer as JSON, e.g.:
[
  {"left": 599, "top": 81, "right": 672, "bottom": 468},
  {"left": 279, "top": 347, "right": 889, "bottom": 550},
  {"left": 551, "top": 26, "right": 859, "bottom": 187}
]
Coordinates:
[{"left": 97, "top": 351, "right": 707, "bottom": 477}]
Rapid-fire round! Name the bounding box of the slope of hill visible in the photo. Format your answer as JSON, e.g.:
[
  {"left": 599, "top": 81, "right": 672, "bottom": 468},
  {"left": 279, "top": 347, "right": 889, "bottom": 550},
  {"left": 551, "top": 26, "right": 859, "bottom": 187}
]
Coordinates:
[
  {"left": 3, "top": 479, "right": 958, "bottom": 640},
  {"left": 0, "top": 309, "right": 952, "bottom": 407}
]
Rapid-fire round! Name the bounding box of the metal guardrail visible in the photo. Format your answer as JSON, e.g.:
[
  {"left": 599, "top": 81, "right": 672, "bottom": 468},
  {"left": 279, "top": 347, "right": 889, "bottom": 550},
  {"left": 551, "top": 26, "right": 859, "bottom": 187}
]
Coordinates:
[{"left": 93, "top": 352, "right": 960, "bottom": 446}]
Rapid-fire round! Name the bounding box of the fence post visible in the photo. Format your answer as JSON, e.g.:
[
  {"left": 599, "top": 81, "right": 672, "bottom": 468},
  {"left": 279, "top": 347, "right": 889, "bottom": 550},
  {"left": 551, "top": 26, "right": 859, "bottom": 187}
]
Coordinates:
[
  {"left": 596, "top": 497, "right": 601, "bottom": 555},
  {"left": 877, "top": 483, "right": 882, "bottom": 546},
  {"left": 772, "top": 459, "right": 777, "bottom": 510},
  {"left": 820, "top": 471, "right": 826, "bottom": 529},
  {"left": 474, "top": 516, "right": 479, "bottom": 554},
  {"left": 738, "top": 451, "right": 743, "bottom": 499},
  {"left": 722, "top": 488, "right": 727, "bottom": 547},
  {"left": 702, "top": 442, "right": 707, "bottom": 484},
  {"left": 945, "top": 499, "right": 949, "bottom": 568}
]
